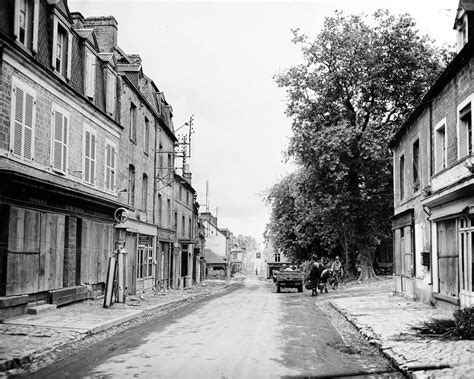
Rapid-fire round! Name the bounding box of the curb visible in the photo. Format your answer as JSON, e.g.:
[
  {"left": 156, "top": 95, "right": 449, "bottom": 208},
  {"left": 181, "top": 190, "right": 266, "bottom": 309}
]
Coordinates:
[
  {"left": 328, "top": 301, "right": 406, "bottom": 375},
  {"left": 0, "top": 282, "right": 237, "bottom": 373}
]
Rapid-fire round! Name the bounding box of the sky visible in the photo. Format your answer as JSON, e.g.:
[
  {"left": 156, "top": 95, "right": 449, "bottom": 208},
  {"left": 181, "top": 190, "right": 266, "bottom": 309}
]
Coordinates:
[{"left": 69, "top": 0, "right": 457, "bottom": 245}]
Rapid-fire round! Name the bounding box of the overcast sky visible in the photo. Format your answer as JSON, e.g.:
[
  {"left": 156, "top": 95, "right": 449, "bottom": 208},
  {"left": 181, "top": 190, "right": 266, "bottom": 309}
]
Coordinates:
[{"left": 70, "top": 0, "right": 456, "bottom": 245}]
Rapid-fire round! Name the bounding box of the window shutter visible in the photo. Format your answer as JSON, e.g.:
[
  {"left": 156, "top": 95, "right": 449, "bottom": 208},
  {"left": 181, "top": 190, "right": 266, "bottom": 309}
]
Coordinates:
[
  {"left": 105, "top": 144, "right": 111, "bottom": 189},
  {"left": 13, "top": 0, "right": 20, "bottom": 39},
  {"left": 53, "top": 110, "right": 64, "bottom": 171},
  {"left": 66, "top": 32, "right": 72, "bottom": 80},
  {"left": 32, "top": 0, "right": 39, "bottom": 53},
  {"left": 111, "top": 145, "right": 116, "bottom": 190},
  {"left": 62, "top": 115, "right": 68, "bottom": 171},
  {"left": 52, "top": 18, "right": 58, "bottom": 68},
  {"left": 91, "top": 133, "right": 96, "bottom": 184},
  {"left": 84, "top": 130, "right": 90, "bottom": 182},
  {"left": 24, "top": 93, "right": 34, "bottom": 160},
  {"left": 90, "top": 55, "right": 96, "bottom": 97},
  {"left": 13, "top": 86, "right": 24, "bottom": 156}
]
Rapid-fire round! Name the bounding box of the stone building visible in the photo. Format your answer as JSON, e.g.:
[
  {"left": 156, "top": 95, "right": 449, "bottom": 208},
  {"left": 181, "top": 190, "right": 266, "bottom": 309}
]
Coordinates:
[
  {"left": 0, "top": 0, "right": 123, "bottom": 317},
  {"left": 390, "top": 0, "right": 474, "bottom": 310},
  {"left": 0, "top": 0, "right": 201, "bottom": 318}
]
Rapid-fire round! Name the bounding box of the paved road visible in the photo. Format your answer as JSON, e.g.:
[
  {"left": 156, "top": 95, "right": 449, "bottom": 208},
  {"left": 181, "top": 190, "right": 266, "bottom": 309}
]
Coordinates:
[{"left": 31, "top": 276, "right": 401, "bottom": 378}]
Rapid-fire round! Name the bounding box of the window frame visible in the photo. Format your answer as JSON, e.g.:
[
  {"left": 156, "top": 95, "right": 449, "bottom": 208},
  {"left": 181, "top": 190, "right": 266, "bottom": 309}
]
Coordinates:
[
  {"left": 129, "top": 102, "right": 137, "bottom": 143},
  {"left": 10, "top": 77, "right": 36, "bottom": 161},
  {"left": 50, "top": 103, "right": 70, "bottom": 175},
  {"left": 144, "top": 117, "right": 150, "bottom": 155},
  {"left": 128, "top": 164, "right": 136, "bottom": 208},
  {"left": 52, "top": 16, "right": 72, "bottom": 80},
  {"left": 82, "top": 124, "right": 97, "bottom": 186},
  {"left": 457, "top": 95, "right": 474, "bottom": 160},
  {"left": 142, "top": 173, "right": 148, "bottom": 212},
  {"left": 14, "top": 0, "right": 39, "bottom": 52},
  {"left": 434, "top": 118, "right": 447, "bottom": 173}
]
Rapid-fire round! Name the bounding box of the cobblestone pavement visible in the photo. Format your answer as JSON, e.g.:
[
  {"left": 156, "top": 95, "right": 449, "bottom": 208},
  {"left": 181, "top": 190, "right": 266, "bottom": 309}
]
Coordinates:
[
  {"left": 327, "top": 279, "right": 474, "bottom": 378},
  {"left": 0, "top": 279, "right": 234, "bottom": 373}
]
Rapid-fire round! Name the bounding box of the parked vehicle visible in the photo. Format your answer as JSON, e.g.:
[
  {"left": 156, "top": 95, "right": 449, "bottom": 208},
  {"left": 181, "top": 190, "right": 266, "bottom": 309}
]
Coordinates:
[{"left": 273, "top": 268, "right": 304, "bottom": 293}]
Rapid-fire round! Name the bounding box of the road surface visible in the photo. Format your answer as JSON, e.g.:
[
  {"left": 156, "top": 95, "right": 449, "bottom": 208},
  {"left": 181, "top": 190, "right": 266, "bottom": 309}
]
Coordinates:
[{"left": 31, "top": 276, "right": 401, "bottom": 378}]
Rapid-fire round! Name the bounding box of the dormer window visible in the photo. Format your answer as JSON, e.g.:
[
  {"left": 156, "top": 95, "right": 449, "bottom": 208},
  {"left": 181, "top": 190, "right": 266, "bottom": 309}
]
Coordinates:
[
  {"left": 456, "top": 12, "right": 469, "bottom": 52},
  {"left": 84, "top": 49, "right": 96, "bottom": 98},
  {"left": 52, "top": 17, "right": 72, "bottom": 80},
  {"left": 14, "top": 0, "right": 39, "bottom": 52}
]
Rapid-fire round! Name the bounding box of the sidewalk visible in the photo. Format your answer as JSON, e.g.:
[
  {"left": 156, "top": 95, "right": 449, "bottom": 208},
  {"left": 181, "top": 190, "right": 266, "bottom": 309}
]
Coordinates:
[
  {"left": 0, "top": 280, "right": 234, "bottom": 373},
  {"left": 328, "top": 279, "right": 474, "bottom": 378}
]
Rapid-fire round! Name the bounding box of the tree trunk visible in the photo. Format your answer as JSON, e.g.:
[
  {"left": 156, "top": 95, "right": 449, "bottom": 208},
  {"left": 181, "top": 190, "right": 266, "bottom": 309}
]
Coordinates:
[{"left": 357, "top": 245, "right": 377, "bottom": 281}]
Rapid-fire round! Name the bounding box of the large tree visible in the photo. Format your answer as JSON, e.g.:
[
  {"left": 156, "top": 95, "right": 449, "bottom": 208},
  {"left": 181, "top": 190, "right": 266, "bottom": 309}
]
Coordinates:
[{"left": 272, "top": 10, "right": 451, "bottom": 279}]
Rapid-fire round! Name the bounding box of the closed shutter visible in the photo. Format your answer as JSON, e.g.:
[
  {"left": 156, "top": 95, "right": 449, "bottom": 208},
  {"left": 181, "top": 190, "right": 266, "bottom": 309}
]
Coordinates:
[
  {"left": 11, "top": 82, "right": 36, "bottom": 159},
  {"left": 85, "top": 51, "right": 96, "bottom": 98},
  {"left": 52, "top": 109, "right": 68, "bottom": 172},
  {"left": 105, "top": 143, "right": 116, "bottom": 191},
  {"left": 84, "top": 129, "right": 96, "bottom": 185},
  {"left": 66, "top": 32, "right": 72, "bottom": 80}
]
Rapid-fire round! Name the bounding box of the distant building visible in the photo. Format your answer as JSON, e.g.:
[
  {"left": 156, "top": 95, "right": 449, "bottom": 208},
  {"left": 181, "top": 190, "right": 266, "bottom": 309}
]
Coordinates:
[{"left": 390, "top": 0, "right": 474, "bottom": 309}]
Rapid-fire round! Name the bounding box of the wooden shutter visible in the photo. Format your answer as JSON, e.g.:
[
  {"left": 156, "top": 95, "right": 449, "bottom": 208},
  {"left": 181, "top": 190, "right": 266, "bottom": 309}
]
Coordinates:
[
  {"left": 52, "top": 108, "right": 67, "bottom": 172},
  {"left": 32, "top": 0, "right": 39, "bottom": 53},
  {"left": 66, "top": 32, "right": 72, "bottom": 80},
  {"left": 52, "top": 18, "right": 58, "bottom": 68},
  {"left": 84, "top": 129, "right": 96, "bottom": 184},
  {"left": 24, "top": 93, "right": 34, "bottom": 159},
  {"left": 13, "top": 0, "right": 20, "bottom": 39},
  {"left": 12, "top": 86, "right": 24, "bottom": 156}
]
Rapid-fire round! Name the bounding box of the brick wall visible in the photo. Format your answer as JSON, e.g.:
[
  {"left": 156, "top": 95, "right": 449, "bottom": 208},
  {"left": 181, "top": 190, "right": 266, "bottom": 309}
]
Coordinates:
[{"left": 83, "top": 16, "right": 118, "bottom": 53}]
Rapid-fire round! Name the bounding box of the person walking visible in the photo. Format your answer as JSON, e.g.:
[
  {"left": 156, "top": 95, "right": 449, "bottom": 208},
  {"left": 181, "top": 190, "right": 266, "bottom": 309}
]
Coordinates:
[{"left": 309, "top": 258, "right": 321, "bottom": 296}]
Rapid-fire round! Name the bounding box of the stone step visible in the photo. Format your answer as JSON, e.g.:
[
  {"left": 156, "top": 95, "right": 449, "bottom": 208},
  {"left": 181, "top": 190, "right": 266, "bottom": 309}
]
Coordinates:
[{"left": 27, "top": 303, "right": 57, "bottom": 315}]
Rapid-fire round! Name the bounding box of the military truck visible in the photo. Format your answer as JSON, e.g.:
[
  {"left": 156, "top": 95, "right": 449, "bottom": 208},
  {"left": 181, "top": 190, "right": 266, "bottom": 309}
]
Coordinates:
[{"left": 273, "top": 269, "right": 304, "bottom": 293}]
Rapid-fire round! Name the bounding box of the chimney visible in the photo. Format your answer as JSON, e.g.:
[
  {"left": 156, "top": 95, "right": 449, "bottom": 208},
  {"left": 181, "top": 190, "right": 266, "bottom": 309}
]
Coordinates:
[
  {"left": 127, "top": 54, "right": 142, "bottom": 65},
  {"left": 71, "top": 12, "right": 84, "bottom": 29},
  {"left": 183, "top": 164, "right": 192, "bottom": 184},
  {"left": 83, "top": 16, "right": 118, "bottom": 53}
]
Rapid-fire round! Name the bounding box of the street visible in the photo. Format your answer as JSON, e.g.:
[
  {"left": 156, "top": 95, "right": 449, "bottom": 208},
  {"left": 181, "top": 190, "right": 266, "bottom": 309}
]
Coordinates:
[{"left": 30, "top": 276, "right": 401, "bottom": 378}]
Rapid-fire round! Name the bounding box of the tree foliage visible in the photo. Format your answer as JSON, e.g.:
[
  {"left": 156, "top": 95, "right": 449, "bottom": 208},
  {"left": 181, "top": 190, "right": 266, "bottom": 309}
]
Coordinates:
[{"left": 267, "top": 10, "right": 452, "bottom": 279}]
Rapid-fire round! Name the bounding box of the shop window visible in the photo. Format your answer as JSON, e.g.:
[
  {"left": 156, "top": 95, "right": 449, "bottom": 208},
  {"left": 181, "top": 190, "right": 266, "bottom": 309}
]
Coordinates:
[
  {"left": 437, "top": 219, "right": 458, "bottom": 297},
  {"left": 10, "top": 78, "right": 36, "bottom": 160}
]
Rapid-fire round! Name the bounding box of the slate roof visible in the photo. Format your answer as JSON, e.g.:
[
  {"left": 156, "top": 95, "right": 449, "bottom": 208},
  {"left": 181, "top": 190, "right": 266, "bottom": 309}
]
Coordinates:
[{"left": 204, "top": 249, "right": 226, "bottom": 265}]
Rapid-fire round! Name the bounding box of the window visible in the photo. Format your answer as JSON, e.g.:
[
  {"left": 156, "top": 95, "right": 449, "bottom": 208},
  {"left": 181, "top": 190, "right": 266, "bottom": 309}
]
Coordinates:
[
  {"left": 10, "top": 78, "right": 36, "bottom": 160},
  {"left": 52, "top": 19, "right": 71, "bottom": 79},
  {"left": 186, "top": 191, "right": 190, "bottom": 206},
  {"left": 104, "top": 140, "right": 116, "bottom": 192},
  {"left": 182, "top": 215, "right": 185, "bottom": 237},
  {"left": 233, "top": 253, "right": 238, "bottom": 260},
  {"left": 168, "top": 153, "right": 172, "bottom": 174},
  {"left": 158, "top": 143, "right": 164, "bottom": 177},
  {"left": 412, "top": 139, "right": 419, "bottom": 192},
  {"left": 179, "top": 186, "right": 183, "bottom": 202},
  {"left": 189, "top": 218, "right": 192, "bottom": 238},
  {"left": 435, "top": 120, "right": 447, "bottom": 172},
  {"left": 399, "top": 154, "right": 405, "bottom": 200},
  {"left": 137, "top": 244, "right": 153, "bottom": 279},
  {"left": 15, "top": 0, "right": 38, "bottom": 52},
  {"left": 275, "top": 252, "right": 281, "bottom": 262},
  {"left": 456, "top": 13, "right": 469, "bottom": 52},
  {"left": 142, "top": 174, "right": 148, "bottom": 211},
  {"left": 83, "top": 126, "right": 96, "bottom": 185},
  {"left": 51, "top": 104, "right": 69, "bottom": 174},
  {"left": 105, "top": 70, "right": 116, "bottom": 116},
  {"left": 458, "top": 103, "right": 472, "bottom": 159},
  {"left": 129, "top": 103, "right": 137, "bottom": 142},
  {"left": 128, "top": 164, "right": 136, "bottom": 208},
  {"left": 84, "top": 50, "right": 96, "bottom": 98},
  {"left": 144, "top": 117, "right": 149, "bottom": 155}
]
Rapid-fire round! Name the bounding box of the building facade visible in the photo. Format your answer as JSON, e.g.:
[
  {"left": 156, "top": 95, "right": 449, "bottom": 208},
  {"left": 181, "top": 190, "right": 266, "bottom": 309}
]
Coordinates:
[
  {"left": 391, "top": 0, "right": 474, "bottom": 310},
  {"left": 0, "top": 0, "right": 201, "bottom": 318},
  {"left": 0, "top": 0, "right": 123, "bottom": 316}
]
